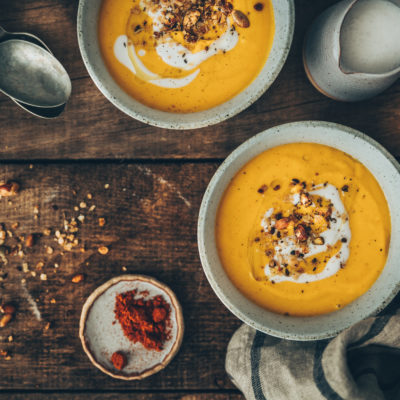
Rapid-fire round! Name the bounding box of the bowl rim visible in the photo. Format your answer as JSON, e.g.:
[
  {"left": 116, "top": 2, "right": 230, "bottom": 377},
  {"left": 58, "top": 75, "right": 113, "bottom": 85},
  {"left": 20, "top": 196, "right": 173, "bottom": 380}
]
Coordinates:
[
  {"left": 76, "top": 0, "right": 295, "bottom": 129},
  {"left": 197, "top": 120, "right": 400, "bottom": 340},
  {"left": 79, "top": 274, "right": 184, "bottom": 380}
]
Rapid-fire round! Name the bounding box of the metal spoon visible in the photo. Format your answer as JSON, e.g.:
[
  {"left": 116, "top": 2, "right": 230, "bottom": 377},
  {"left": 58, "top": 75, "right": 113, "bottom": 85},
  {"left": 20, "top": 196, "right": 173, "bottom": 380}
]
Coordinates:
[
  {"left": 0, "top": 26, "right": 68, "bottom": 118},
  {"left": 0, "top": 39, "right": 71, "bottom": 108}
]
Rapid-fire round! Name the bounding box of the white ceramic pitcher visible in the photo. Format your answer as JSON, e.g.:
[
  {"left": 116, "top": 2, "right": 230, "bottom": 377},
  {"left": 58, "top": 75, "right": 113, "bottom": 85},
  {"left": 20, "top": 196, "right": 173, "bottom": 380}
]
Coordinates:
[{"left": 303, "top": 0, "right": 400, "bottom": 101}]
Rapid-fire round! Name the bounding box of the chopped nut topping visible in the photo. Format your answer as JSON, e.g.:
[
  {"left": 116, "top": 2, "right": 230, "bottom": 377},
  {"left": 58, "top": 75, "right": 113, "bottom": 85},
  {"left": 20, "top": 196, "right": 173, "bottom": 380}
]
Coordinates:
[
  {"left": 130, "top": 0, "right": 242, "bottom": 45},
  {"left": 256, "top": 179, "right": 350, "bottom": 279},
  {"left": 295, "top": 224, "right": 308, "bottom": 242},
  {"left": 313, "top": 237, "right": 325, "bottom": 245},
  {"left": 275, "top": 218, "right": 289, "bottom": 230},
  {"left": 232, "top": 9, "right": 250, "bottom": 28},
  {"left": 98, "top": 217, "right": 106, "bottom": 227}
]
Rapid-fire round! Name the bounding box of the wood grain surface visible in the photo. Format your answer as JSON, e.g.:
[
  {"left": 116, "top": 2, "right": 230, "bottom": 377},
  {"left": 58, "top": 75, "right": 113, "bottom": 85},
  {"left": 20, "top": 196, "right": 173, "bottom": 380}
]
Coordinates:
[
  {"left": 1, "top": 0, "right": 400, "bottom": 399},
  {"left": 0, "top": 162, "right": 245, "bottom": 393},
  {"left": 0, "top": 0, "right": 399, "bottom": 160}
]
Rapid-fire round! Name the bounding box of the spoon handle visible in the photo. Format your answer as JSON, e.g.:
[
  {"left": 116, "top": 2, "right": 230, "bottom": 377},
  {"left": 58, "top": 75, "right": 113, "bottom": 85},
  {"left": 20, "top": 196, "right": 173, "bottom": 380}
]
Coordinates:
[{"left": 0, "top": 26, "right": 6, "bottom": 40}]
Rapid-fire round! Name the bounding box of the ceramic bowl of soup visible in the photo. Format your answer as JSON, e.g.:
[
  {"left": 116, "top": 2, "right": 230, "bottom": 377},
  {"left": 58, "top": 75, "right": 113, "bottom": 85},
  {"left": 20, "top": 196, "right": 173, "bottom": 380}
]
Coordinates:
[
  {"left": 77, "top": 0, "right": 294, "bottom": 129},
  {"left": 198, "top": 121, "right": 400, "bottom": 340}
]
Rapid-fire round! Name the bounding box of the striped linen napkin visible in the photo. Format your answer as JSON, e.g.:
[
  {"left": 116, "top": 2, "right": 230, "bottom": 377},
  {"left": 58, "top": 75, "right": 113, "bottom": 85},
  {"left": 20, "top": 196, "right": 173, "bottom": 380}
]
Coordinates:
[{"left": 226, "top": 310, "right": 400, "bottom": 400}]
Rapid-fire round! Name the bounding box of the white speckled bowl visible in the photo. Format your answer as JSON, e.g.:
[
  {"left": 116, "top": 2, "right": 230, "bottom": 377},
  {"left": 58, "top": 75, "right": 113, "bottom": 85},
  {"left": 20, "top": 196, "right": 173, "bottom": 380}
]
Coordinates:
[
  {"left": 198, "top": 121, "right": 400, "bottom": 340},
  {"left": 77, "top": 0, "right": 294, "bottom": 129},
  {"left": 79, "top": 275, "right": 184, "bottom": 379}
]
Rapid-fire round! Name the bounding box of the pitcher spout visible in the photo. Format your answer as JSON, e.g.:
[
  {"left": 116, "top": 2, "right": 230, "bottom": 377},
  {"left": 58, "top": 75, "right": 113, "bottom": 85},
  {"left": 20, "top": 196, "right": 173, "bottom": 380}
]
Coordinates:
[{"left": 338, "top": 0, "right": 400, "bottom": 77}]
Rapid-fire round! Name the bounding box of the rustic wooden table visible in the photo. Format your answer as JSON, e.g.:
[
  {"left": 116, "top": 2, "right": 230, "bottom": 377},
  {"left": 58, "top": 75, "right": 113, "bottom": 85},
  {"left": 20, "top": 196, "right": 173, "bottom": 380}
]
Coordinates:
[{"left": 0, "top": 1, "right": 399, "bottom": 399}]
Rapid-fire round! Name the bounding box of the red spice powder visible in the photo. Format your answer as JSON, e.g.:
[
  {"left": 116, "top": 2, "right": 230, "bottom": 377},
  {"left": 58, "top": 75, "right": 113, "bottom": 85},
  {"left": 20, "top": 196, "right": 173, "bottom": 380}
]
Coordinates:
[
  {"left": 114, "top": 290, "right": 171, "bottom": 351},
  {"left": 111, "top": 351, "right": 127, "bottom": 370}
]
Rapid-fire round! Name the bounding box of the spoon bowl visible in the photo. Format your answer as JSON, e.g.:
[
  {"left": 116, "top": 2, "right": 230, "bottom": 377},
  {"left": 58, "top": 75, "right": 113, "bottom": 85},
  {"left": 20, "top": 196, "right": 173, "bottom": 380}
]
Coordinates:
[{"left": 0, "top": 39, "right": 71, "bottom": 108}]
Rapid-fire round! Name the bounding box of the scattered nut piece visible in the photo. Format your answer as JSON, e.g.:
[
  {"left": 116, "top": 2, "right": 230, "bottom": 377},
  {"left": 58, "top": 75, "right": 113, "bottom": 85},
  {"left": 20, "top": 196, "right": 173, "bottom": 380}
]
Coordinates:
[
  {"left": 36, "top": 261, "right": 44, "bottom": 270},
  {"left": 0, "top": 350, "right": 11, "bottom": 360},
  {"left": 0, "top": 314, "right": 12, "bottom": 328},
  {"left": 33, "top": 205, "right": 39, "bottom": 214},
  {"left": 89, "top": 205, "right": 96, "bottom": 212},
  {"left": 74, "top": 206, "right": 79, "bottom": 212},
  {"left": 232, "top": 10, "right": 250, "bottom": 28},
  {"left": 98, "top": 217, "right": 106, "bottom": 227},
  {"left": 78, "top": 215, "right": 85, "bottom": 223},
  {"left": 40, "top": 273, "right": 47, "bottom": 281},
  {"left": 87, "top": 193, "right": 93, "bottom": 200},
  {"left": 98, "top": 246, "right": 109, "bottom": 255},
  {"left": 0, "top": 304, "right": 15, "bottom": 315},
  {"left": 44, "top": 322, "right": 52, "bottom": 330},
  {"left": 72, "top": 273, "right": 85, "bottom": 283},
  {"left": 7, "top": 335, "right": 13, "bottom": 342},
  {"left": 11, "top": 222, "right": 19, "bottom": 230},
  {"left": 104, "top": 184, "right": 110, "bottom": 189},
  {"left": 122, "top": 266, "right": 127, "bottom": 272},
  {"left": 50, "top": 298, "right": 56, "bottom": 304},
  {"left": 25, "top": 234, "right": 34, "bottom": 248},
  {"left": 22, "top": 263, "right": 29, "bottom": 273},
  {"left": 0, "top": 182, "right": 19, "bottom": 197},
  {"left": 79, "top": 202, "right": 87, "bottom": 209},
  {"left": 46, "top": 246, "right": 54, "bottom": 255}
]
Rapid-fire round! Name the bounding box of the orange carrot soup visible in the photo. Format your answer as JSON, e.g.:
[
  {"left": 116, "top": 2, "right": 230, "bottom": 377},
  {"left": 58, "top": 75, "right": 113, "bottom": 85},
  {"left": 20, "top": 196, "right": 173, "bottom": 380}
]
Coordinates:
[
  {"left": 216, "top": 143, "right": 391, "bottom": 316},
  {"left": 98, "top": 0, "right": 275, "bottom": 112}
]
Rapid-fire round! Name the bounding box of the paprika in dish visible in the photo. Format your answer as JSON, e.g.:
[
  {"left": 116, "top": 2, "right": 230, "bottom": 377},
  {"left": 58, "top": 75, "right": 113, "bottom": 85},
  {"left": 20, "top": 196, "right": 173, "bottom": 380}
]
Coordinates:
[
  {"left": 111, "top": 351, "right": 127, "bottom": 370},
  {"left": 114, "top": 290, "right": 171, "bottom": 351}
]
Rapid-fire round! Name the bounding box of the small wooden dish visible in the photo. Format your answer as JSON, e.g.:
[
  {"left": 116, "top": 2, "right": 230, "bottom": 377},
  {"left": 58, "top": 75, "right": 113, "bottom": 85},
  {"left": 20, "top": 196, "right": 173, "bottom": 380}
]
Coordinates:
[{"left": 79, "top": 274, "right": 184, "bottom": 380}]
